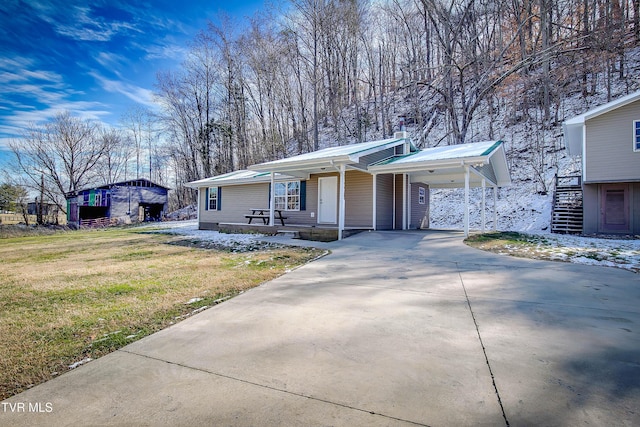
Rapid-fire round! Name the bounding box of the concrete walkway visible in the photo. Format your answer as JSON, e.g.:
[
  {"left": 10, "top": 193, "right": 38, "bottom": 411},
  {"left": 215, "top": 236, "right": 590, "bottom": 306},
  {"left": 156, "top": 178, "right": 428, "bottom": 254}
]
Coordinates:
[{"left": 2, "top": 231, "right": 639, "bottom": 426}]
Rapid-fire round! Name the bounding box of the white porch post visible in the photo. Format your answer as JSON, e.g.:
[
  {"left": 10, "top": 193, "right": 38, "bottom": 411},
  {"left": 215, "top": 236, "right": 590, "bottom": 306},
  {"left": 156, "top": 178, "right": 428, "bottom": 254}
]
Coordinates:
[
  {"left": 493, "top": 186, "right": 498, "bottom": 231},
  {"left": 464, "top": 165, "right": 470, "bottom": 237},
  {"left": 402, "top": 173, "right": 407, "bottom": 230},
  {"left": 338, "top": 164, "right": 346, "bottom": 240},
  {"left": 481, "top": 179, "right": 486, "bottom": 233},
  {"left": 372, "top": 173, "right": 377, "bottom": 231},
  {"left": 269, "top": 172, "right": 275, "bottom": 226}
]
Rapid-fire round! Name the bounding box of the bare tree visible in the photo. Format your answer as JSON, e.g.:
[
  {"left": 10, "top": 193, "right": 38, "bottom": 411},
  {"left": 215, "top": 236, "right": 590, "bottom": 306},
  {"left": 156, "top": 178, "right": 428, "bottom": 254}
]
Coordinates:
[
  {"left": 9, "top": 111, "right": 107, "bottom": 213},
  {"left": 96, "top": 126, "right": 131, "bottom": 185}
]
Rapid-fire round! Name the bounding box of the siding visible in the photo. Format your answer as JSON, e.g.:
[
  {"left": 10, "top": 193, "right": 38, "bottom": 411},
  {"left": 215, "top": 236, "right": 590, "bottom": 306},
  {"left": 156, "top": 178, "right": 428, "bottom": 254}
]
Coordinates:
[
  {"left": 410, "top": 184, "right": 429, "bottom": 229},
  {"left": 634, "top": 183, "right": 640, "bottom": 234},
  {"left": 585, "top": 101, "right": 640, "bottom": 182},
  {"left": 198, "top": 177, "right": 317, "bottom": 227},
  {"left": 344, "top": 170, "right": 374, "bottom": 227},
  {"left": 110, "top": 186, "right": 168, "bottom": 222},
  {"left": 376, "top": 174, "right": 394, "bottom": 230},
  {"left": 394, "top": 174, "right": 404, "bottom": 229},
  {"left": 197, "top": 169, "right": 403, "bottom": 230},
  {"left": 199, "top": 183, "right": 270, "bottom": 225}
]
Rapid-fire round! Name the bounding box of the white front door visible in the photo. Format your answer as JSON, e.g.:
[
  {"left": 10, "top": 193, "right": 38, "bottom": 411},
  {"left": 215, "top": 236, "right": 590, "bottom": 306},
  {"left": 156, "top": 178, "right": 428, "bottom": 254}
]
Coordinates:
[{"left": 318, "top": 176, "right": 337, "bottom": 224}]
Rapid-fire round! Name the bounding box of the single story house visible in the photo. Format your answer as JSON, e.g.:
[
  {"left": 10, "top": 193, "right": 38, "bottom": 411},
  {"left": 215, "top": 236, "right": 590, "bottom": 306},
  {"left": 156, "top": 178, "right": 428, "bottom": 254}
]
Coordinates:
[
  {"left": 563, "top": 91, "right": 640, "bottom": 235},
  {"left": 66, "top": 178, "right": 169, "bottom": 227},
  {"left": 187, "top": 132, "right": 511, "bottom": 239}
]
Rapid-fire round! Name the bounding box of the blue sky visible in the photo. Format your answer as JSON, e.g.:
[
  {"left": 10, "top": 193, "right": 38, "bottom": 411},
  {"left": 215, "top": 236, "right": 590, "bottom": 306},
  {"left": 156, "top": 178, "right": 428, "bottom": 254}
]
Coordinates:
[{"left": 0, "top": 0, "right": 267, "bottom": 165}]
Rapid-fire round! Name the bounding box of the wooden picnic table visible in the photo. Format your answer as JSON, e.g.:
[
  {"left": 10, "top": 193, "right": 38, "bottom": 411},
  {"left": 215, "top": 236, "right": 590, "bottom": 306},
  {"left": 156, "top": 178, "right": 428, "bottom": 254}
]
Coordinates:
[{"left": 245, "top": 208, "right": 288, "bottom": 226}]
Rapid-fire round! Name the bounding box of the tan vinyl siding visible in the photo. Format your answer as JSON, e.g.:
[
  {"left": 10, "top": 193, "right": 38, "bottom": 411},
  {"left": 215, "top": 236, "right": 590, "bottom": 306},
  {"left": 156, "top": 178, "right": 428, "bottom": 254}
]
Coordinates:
[
  {"left": 410, "top": 184, "right": 429, "bottom": 229},
  {"left": 585, "top": 101, "right": 640, "bottom": 183},
  {"left": 394, "top": 174, "right": 404, "bottom": 229},
  {"left": 199, "top": 183, "right": 270, "bottom": 224},
  {"left": 582, "top": 184, "right": 599, "bottom": 234},
  {"left": 376, "top": 174, "right": 394, "bottom": 230},
  {"left": 344, "top": 170, "right": 373, "bottom": 227},
  {"left": 634, "top": 183, "right": 640, "bottom": 234}
]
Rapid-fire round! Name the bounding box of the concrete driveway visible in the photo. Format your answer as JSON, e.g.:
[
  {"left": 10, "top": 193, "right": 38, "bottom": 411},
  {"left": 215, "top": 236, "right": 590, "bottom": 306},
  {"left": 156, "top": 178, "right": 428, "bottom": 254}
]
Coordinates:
[{"left": 2, "top": 231, "right": 639, "bottom": 426}]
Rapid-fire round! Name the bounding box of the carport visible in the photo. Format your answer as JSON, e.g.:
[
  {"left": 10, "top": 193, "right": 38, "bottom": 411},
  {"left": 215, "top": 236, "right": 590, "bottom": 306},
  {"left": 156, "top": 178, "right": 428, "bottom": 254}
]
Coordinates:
[{"left": 369, "top": 140, "right": 511, "bottom": 236}]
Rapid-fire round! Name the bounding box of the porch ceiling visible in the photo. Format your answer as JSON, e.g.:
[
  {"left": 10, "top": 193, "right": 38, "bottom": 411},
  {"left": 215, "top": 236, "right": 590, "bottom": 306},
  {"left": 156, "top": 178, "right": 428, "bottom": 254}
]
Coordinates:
[{"left": 410, "top": 166, "right": 492, "bottom": 188}]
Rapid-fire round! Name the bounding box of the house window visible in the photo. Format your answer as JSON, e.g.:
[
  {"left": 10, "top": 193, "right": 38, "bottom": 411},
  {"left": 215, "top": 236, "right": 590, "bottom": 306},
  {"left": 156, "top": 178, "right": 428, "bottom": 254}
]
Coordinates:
[
  {"left": 418, "top": 187, "right": 426, "bottom": 205},
  {"left": 208, "top": 187, "right": 218, "bottom": 210},
  {"left": 274, "top": 181, "right": 300, "bottom": 211},
  {"left": 634, "top": 120, "right": 640, "bottom": 152}
]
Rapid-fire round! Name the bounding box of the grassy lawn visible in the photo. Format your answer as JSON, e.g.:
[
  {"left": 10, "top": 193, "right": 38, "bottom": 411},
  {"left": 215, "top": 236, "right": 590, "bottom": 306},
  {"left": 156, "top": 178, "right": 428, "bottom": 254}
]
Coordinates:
[
  {"left": 465, "top": 232, "right": 551, "bottom": 258},
  {"left": 0, "top": 226, "right": 323, "bottom": 400}
]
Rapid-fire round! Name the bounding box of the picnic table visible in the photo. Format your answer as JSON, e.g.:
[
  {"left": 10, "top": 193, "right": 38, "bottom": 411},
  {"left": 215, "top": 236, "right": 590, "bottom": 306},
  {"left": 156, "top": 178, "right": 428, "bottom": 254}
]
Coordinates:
[{"left": 245, "top": 208, "right": 287, "bottom": 226}]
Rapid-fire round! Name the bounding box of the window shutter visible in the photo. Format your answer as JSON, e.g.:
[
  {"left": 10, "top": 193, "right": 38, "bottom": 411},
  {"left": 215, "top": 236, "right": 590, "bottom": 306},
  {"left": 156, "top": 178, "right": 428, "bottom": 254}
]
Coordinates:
[
  {"left": 300, "top": 180, "right": 306, "bottom": 211},
  {"left": 217, "top": 187, "right": 222, "bottom": 210},
  {"left": 204, "top": 188, "right": 209, "bottom": 211},
  {"left": 268, "top": 183, "right": 271, "bottom": 207}
]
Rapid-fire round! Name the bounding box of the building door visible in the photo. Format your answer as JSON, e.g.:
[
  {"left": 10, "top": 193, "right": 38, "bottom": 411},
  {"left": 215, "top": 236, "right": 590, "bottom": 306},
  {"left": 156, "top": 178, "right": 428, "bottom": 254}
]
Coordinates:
[
  {"left": 318, "top": 176, "right": 337, "bottom": 224},
  {"left": 600, "top": 184, "right": 630, "bottom": 233}
]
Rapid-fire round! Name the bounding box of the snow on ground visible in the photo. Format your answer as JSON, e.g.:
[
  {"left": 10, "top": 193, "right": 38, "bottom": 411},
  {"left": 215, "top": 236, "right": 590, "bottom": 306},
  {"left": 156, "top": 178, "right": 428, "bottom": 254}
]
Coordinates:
[
  {"left": 144, "top": 220, "right": 638, "bottom": 273},
  {"left": 532, "top": 233, "right": 640, "bottom": 273},
  {"left": 137, "top": 220, "right": 269, "bottom": 251}
]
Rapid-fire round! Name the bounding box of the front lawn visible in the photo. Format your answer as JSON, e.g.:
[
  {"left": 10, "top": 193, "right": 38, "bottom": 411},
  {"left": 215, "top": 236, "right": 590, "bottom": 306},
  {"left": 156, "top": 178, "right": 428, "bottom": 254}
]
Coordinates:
[
  {"left": 465, "top": 231, "right": 639, "bottom": 272},
  {"left": 0, "top": 227, "right": 322, "bottom": 399}
]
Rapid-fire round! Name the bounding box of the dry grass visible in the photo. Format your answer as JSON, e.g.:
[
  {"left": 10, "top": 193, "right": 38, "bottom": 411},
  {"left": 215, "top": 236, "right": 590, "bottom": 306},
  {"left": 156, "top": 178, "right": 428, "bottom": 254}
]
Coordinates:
[
  {"left": 0, "top": 227, "right": 323, "bottom": 399},
  {"left": 465, "top": 231, "right": 555, "bottom": 260}
]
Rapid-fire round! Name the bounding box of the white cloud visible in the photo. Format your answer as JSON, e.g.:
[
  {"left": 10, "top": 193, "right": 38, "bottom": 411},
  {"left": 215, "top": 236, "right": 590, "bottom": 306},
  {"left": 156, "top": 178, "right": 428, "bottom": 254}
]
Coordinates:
[{"left": 90, "top": 71, "right": 158, "bottom": 109}]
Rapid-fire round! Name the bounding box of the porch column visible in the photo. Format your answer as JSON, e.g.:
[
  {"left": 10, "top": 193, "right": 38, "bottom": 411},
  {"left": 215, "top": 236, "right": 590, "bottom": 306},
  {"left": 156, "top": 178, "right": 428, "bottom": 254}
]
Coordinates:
[
  {"left": 269, "top": 172, "right": 275, "bottom": 226},
  {"left": 493, "top": 186, "right": 498, "bottom": 231},
  {"left": 338, "top": 164, "right": 346, "bottom": 240},
  {"left": 481, "top": 179, "right": 486, "bottom": 233},
  {"left": 372, "top": 173, "right": 377, "bottom": 231},
  {"left": 464, "top": 165, "right": 470, "bottom": 237}
]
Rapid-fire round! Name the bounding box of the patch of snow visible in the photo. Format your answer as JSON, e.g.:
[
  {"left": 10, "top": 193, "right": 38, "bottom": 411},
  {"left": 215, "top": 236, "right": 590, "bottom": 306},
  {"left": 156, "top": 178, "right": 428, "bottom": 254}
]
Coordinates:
[
  {"left": 68, "top": 357, "right": 92, "bottom": 369},
  {"left": 185, "top": 297, "right": 203, "bottom": 304},
  {"left": 138, "top": 220, "right": 265, "bottom": 250}
]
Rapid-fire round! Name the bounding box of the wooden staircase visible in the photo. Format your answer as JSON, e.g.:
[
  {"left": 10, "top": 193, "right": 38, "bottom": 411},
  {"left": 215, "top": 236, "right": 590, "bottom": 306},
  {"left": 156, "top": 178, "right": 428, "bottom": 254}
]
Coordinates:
[{"left": 551, "top": 175, "right": 583, "bottom": 234}]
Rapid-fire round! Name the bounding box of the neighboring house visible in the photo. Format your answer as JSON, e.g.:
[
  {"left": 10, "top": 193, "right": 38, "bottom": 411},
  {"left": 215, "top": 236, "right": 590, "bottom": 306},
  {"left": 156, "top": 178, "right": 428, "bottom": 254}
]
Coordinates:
[
  {"left": 27, "top": 201, "right": 58, "bottom": 216},
  {"left": 187, "top": 132, "right": 511, "bottom": 239},
  {"left": 66, "top": 179, "right": 169, "bottom": 227},
  {"left": 563, "top": 91, "right": 640, "bottom": 235}
]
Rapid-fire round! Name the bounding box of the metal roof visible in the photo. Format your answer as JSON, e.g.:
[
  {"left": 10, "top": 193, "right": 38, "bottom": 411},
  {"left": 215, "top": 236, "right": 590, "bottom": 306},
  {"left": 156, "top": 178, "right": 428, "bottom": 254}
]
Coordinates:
[
  {"left": 248, "top": 136, "right": 414, "bottom": 176},
  {"left": 185, "top": 170, "right": 297, "bottom": 188},
  {"left": 187, "top": 139, "right": 511, "bottom": 189},
  {"left": 369, "top": 140, "right": 510, "bottom": 188}
]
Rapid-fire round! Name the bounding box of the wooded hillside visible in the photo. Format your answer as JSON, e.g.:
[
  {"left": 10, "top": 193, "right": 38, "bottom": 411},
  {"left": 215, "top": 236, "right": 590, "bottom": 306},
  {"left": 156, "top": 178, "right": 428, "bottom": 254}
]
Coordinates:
[{"left": 155, "top": 0, "right": 639, "bottom": 206}]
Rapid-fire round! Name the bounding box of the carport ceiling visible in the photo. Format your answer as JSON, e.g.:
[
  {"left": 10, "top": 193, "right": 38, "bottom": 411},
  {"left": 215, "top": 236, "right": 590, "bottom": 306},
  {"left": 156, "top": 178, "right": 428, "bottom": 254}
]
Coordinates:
[{"left": 410, "top": 166, "right": 491, "bottom": 188}]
